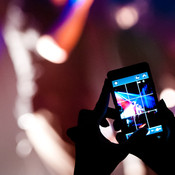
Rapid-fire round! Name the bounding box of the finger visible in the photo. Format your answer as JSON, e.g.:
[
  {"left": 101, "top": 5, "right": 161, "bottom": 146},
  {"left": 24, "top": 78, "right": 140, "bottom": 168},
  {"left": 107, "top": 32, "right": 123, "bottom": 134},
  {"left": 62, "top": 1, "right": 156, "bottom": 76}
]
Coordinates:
[
  {"left": 105, "top": 107, "right": 120, "bottom": 119},
  {"left": 117, "top": 126, "right": 148, "bottom": 145},
  {"left": 100, "top": 118, "right": 109, "bottom": 127},
  {"left": 116, "top": 128, "right": 148, "bottom": 145},
  {"left": 124, "top": 127, "right": 148, "bottom": 154},
  {"left": 105, "top": 107, "right": 122, "bottom": 131},
  {"left": 94, "top": 79, "right": 110, "bottom": 122},
  {"left": 128, "top": 127, "right": 148, "bottom": 143},
  {"left": 78, "top": 109, "right": 93, "bottom": 127},
  {"left": 100, "top": 107, "right": 120, "bottom": 127},
  {"left": 113, "top": 119, "right": 122, "bottom": 131},
  {"left": 106, "top": 107, "right": 122, "bottom": 131},
  {"left": 116, "top": 132, "right": 126, "bottom": 143},
  {"left": 67, "top": 127, "right": 79, "bottom": 142}
]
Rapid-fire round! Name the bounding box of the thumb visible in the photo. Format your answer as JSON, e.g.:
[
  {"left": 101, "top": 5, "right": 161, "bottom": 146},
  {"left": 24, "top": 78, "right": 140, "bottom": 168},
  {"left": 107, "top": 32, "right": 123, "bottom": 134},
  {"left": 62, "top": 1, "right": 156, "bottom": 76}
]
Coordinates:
[
  {"left": 128, "top": 127, "right": 148, "bottom": 143},
  {"left": 125, "top": 127, "right": 148, "bottom": 153}
]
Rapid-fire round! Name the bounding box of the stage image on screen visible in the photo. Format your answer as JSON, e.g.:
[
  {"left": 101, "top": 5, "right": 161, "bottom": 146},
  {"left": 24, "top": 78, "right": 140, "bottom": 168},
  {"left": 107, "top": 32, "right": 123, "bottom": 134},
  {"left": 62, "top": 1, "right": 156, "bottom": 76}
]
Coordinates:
[{"left": 112, "top": 72, "right": 163, "bottom": 139}]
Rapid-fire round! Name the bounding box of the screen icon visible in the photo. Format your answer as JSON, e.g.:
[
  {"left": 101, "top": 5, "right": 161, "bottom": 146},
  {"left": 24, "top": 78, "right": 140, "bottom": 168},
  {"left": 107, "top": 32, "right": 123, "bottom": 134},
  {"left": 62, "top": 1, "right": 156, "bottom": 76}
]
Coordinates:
[
  {"left": 142, "top": 74, "right": 147, "bottom": 78},
  {"left": 136, "top": 76, "right": 140, "bottom": 80}
]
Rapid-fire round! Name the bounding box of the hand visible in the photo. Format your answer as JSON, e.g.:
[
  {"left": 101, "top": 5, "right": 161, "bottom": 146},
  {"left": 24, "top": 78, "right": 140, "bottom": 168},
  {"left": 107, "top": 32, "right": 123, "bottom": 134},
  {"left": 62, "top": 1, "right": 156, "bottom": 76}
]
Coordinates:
[
  {"left": 67, "top": 79, "right": 128, "bottom": 175},
  {"left": 128, "top": 100, "right": 175, "bottom": 175}
]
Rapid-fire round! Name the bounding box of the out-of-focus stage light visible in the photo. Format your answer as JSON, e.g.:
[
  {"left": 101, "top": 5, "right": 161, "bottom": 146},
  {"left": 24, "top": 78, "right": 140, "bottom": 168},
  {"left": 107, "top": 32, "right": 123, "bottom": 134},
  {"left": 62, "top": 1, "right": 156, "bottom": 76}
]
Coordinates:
[
  {"left": 16, "top": 138, "right": 32, "bottom": 158},
  {"left": 36, "top": 35, "right": 68, "bottom": 64},
  {"left": 160, "top": 88, "right": 175, "bottom": 108},
  {"left": 18, "top": 113, "right": 36, "bottom": 130},
  {"left": 115, "top": 5, "right": 139, "bottom": 30},
  {"left": 17, "top": 111, "right": 74, "bottom": 174}
]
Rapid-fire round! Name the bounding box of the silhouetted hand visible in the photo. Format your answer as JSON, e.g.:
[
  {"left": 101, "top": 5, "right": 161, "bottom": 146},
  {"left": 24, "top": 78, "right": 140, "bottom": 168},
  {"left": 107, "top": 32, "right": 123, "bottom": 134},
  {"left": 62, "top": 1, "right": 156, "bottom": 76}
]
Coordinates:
[
  {"left": 128, "top": 100, "right": 175, "bottom": 175},
  {"left": 67, "top": 79, "right": 128, "bottom": 175}
]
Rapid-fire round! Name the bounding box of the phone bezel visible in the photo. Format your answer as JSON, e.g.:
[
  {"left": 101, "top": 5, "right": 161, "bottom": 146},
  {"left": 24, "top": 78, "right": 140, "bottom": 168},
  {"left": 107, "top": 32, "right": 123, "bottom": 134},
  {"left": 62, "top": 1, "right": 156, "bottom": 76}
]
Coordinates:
[{"left": 107, "top": 62, "right": 162, "bottom": 139}]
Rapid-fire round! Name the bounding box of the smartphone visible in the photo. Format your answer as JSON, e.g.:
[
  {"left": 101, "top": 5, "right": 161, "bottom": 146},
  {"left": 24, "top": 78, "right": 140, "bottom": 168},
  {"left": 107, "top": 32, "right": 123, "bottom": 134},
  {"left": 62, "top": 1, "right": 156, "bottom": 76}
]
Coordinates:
[{"left": 107, "top": 62, "right": 163, "bottom": 140}]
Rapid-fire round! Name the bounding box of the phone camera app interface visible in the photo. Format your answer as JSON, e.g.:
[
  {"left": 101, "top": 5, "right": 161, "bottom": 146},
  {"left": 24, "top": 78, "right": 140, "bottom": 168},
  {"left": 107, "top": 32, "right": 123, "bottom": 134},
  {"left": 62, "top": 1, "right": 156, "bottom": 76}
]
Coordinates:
[{"left": 112, "top": 72, "right": 163, "bottom": 139}]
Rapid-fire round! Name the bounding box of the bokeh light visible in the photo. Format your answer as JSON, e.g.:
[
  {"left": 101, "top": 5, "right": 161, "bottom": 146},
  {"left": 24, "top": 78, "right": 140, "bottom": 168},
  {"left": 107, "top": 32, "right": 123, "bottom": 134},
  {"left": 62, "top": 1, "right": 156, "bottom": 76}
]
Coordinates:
[
  {"left": 160, "top": 88, "right": 175, "bottom": 108},
  {"left": 115, "top": 6, "right": 139, "bottom": 30},
  {"left": 36, "top": 35, "right": 68, "bottom": 64}
]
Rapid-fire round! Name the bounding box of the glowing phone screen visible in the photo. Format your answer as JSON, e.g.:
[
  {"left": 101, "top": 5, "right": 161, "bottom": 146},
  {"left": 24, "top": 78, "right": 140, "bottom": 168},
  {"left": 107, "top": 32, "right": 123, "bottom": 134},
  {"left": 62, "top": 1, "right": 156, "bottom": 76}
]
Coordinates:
[{"left": 112, "top": 72, "right": 163, "bottom": 139}]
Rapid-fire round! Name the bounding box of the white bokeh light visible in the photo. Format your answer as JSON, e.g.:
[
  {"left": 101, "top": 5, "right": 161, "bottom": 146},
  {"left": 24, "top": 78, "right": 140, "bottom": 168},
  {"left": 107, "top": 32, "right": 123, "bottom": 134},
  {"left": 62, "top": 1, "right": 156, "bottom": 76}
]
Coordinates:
[
  {"left": 160, "top": 88, "right": 175, "bottom": 108},
  {"left": 115, "top": 6, "right": 139, "bottom": 30},
  {"left": 36, "top": 35, "right": 68, "bottom": 64},
  {"left": 16, "top": 139, "right": 32, "bottom": 158}
]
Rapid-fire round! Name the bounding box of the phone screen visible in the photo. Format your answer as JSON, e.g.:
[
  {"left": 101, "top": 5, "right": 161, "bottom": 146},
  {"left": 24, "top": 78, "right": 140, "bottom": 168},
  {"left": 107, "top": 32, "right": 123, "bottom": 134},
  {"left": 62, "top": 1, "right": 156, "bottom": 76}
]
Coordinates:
[{"left": 112, "top": 72, "right": 163, "bottom": 139}]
